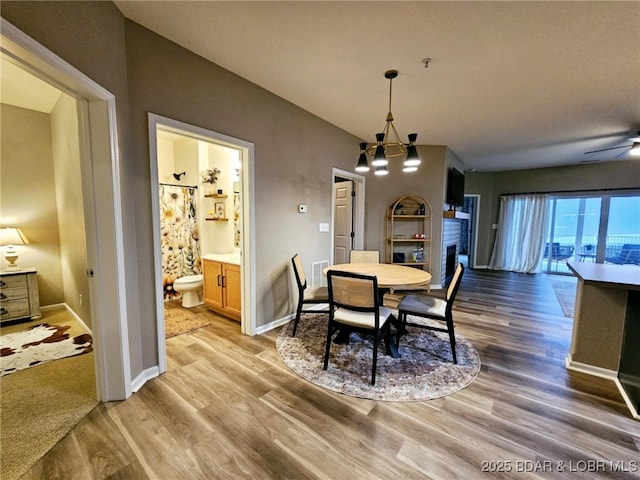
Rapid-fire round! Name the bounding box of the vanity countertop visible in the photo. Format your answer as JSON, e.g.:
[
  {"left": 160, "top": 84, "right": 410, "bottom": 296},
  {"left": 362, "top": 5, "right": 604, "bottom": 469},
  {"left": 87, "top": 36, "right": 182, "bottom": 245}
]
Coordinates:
[{"left": 202, "top": 253, "right": 241, "bottom": 265}]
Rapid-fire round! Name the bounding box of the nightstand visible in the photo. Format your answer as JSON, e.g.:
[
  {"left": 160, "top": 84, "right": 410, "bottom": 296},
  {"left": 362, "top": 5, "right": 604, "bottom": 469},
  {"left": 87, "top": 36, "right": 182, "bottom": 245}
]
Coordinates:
[{"left": 0, "top": 267, "right": 41, "bottom": 324}]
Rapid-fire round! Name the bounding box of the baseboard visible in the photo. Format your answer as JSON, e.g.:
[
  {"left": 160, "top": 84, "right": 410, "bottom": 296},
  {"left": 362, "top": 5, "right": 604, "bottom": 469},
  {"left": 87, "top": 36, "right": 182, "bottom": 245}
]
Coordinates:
[
  {"left": 255, "top": 314, "right": 294, "bottom": 335},
  {"left": 41, "top": 302, "right": 92, "bottom": 335},
  {"left": 614, "top": 377, "right": 640, "bottom": 420},
  {"left": 131, "top": 366, "right": 160, "bottom": 393},
  {"left": 564, "top": 355, "right": 638, "bottom": 419},
  {"left": 564, "top": 355, "right": 618, "bottom": 380}
]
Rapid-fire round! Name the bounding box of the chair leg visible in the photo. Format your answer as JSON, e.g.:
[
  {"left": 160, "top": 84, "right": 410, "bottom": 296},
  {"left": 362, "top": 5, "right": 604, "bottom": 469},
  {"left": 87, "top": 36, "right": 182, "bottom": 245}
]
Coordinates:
[
  {"left": 323, "top": 320, "right": 334, "bottom": 370},
  {"left": 446, "top": 316, "right": 457, "bottom": 364},
  {"left": 371, "top": 329, "right": 379, "bottom": 385},
  {"left": 292, "top": 300, "right": 304, "bottom": 337}
]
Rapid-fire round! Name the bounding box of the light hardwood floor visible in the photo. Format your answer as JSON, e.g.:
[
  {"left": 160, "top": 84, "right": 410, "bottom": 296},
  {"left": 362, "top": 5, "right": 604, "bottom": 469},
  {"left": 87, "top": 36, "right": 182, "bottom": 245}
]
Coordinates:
[{"left": 20, "top": 269, "right": 640, "bottom": 479}]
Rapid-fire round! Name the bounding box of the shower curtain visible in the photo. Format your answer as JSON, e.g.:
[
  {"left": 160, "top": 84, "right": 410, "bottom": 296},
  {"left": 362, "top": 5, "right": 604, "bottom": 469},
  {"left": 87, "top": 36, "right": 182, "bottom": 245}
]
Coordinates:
[{"left": 159, "top": 185, "right": 201, "bottom": 300}]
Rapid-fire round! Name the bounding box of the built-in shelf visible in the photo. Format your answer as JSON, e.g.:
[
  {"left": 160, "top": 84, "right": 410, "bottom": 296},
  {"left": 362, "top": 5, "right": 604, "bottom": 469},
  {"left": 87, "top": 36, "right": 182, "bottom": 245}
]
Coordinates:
[
  {"left": 205, "top": 218, "right": 229, "bottom": 222},
  {"left": 443, "top": 210, "right": 470, "bottom": 220},
  {"left": 204, "top": 194, "right": 228, "bottom": 199}
]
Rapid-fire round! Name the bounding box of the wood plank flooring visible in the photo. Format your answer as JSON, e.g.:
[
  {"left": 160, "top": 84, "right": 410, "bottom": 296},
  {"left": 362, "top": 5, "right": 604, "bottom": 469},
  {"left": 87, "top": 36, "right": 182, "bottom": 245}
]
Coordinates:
[{"left": 19, "top": 269, "right": 640, "bottom": 479}]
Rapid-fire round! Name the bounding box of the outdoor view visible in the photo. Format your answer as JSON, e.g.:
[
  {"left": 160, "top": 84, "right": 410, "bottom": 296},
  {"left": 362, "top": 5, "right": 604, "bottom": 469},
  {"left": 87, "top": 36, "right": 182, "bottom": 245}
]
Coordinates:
[{"left": 543, "top": 194, "right": 640, "bottom": 274}]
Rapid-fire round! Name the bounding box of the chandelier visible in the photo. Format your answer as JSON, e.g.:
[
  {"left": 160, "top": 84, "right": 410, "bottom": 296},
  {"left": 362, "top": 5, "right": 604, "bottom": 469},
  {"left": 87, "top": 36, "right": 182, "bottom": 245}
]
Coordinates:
[{"left": 355, "top": 69, "right": 420, "bottom": 176}]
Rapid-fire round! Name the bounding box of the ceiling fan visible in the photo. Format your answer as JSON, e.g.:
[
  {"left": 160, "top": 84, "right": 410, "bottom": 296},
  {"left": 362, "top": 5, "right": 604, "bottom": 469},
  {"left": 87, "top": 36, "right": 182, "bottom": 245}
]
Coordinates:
[{"left": 584, "top": 130, "right": 640, "bottom": 158}]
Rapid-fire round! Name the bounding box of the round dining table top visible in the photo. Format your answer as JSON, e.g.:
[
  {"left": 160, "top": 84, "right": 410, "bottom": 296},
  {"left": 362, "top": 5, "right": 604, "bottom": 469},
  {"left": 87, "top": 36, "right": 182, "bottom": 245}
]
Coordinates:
[{"left": 323, "top": 263, "right": 431, "bottom": 289}]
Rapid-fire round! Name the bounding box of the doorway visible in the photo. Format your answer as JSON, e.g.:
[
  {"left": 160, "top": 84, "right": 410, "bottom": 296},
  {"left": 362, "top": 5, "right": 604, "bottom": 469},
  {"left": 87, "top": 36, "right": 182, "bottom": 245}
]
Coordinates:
[
  {"left": 2, "top": 19, "right": 129, "bottom": 400},
  {"left": 460, "top": 194, "right": 480, "bottom": 269},
  {"left": 148, "top": 114, "right": 255, "bottom": 373},
  {"left": 331, "top": 168, "right": 365, "bottom": 264}
]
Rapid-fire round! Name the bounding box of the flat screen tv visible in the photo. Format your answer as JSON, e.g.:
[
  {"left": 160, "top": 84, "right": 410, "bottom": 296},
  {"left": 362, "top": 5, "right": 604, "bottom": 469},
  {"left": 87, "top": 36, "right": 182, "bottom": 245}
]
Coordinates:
[{"left": 447, "top": 167, "right": 465, "bottom": 208}]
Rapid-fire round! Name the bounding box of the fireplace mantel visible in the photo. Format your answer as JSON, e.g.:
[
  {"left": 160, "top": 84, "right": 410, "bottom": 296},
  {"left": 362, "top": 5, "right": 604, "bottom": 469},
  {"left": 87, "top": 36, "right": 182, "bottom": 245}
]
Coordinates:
[{"left": 443, "top": 210, "right": 470, "bottom": 220}]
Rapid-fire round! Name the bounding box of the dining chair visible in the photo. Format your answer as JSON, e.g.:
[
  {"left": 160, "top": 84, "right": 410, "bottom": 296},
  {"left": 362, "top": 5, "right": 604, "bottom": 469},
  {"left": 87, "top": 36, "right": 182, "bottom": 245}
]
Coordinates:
[
  {"left": 291, "top": 254, "right": 329, "bottom": 337},
  {"left": 324, "top": 270, "right": 395, "bottom": 385},
  {"left": 349, "top": 250, "right": 380, "bottom": 263},
  {"left": 396, "top": 263, "right": 464, "bottom": 364}
]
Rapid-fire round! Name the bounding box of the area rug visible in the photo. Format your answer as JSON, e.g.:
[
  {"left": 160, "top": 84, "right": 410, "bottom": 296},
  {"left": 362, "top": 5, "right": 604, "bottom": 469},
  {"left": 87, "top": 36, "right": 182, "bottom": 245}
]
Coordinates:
[
  {"left": 552, "top": 281, "right": 576, "bottom": 318},
  {"left": 277, "top": 313, "right": 481, "bottom": 401},
  {"left": 165, "top": 307, "right": 212, "bottom": 338},
  {"left": 0, "top": 323, "right": 93, "bottom": 376}
]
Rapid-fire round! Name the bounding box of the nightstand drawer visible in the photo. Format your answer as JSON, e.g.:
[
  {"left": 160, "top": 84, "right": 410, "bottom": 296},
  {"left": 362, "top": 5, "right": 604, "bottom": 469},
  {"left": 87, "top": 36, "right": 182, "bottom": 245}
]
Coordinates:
[
  {"left": 0, "top": 275, "right": 27, "bottom": 291},
  {"left": 0, "top": 299, "right": 30, "bottom": 321},
  {"left": 0, "top": 287, "right": 28, "bottom": 302}
]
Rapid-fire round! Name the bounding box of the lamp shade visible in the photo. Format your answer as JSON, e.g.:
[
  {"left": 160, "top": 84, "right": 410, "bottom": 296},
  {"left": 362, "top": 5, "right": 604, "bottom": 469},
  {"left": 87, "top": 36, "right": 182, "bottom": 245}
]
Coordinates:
[
  {"left": 355, "top": 142, "right": 370, "bottom": 172},
  {"left": 630, "top": 142, "right": 640, "bottom": 157},
  {"left": 0, "top": 227, "right": 29, "bottom": 246},
  {"left": 371, "top": 133, "right": 388, "bottom": 167}
]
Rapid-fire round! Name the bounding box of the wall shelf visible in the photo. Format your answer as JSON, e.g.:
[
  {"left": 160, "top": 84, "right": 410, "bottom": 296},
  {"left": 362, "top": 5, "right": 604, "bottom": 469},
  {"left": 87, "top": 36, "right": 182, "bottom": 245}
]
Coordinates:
[
  {"left": 385, "top": 194, "right": 432, "bottom": 272},
  {"left": 204, "top": 194, "right": 228, "bottom": 199},
  {"left": 205, "top": 218, "right": 229, "bottom": 222},
  {"left": 443, "top": 210, "right": 470, "bottom": 220}
]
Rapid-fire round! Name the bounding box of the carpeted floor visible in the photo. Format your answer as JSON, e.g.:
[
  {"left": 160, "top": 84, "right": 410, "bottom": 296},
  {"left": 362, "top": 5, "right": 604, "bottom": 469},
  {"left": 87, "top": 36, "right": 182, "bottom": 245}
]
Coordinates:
[
  {"left": 552, "top": 280, "right": 577, "bottom": 318},
  {"left": 277, "top": 313, "right": 480, "bottom": 401},
  {"left": 0, "top": 308, "right": 97, "bottom": 480}
]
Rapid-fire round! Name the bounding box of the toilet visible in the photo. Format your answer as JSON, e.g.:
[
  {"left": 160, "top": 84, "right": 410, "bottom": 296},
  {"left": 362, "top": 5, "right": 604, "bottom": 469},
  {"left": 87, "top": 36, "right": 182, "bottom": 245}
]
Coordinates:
[{"left": 173, "top": 274, "right": 204, "bottom": 308}]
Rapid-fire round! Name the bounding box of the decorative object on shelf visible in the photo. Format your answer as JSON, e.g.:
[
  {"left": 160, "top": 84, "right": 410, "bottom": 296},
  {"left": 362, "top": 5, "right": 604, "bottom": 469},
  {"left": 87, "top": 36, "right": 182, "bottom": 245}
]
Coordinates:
[
  {"left": 172, "top": 171, "right": 186, "bottom": 181},
  {"left": 385, "top": 195, "right": 432, "bottom": 272},
  {"left": 0, "top": 227, "right": 29, "bottom": 271},
  {"left": 355, "top": 70, "right": 421, "bottom": 176},
  {"left": 215, "top": 202, "right": 226, "bottom": 219},
  {"left": 201, "top": 168, "right": 221, "bottom": 194}
]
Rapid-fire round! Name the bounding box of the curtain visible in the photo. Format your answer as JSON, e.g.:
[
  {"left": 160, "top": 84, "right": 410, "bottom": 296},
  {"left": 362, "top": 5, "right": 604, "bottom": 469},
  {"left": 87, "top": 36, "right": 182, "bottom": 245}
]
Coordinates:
[
  {"left": 489, "top": 194, "right": 549, "bottom": 274},
  {"left": 159, "top": 185, "right": 201, "bottom": 300}
]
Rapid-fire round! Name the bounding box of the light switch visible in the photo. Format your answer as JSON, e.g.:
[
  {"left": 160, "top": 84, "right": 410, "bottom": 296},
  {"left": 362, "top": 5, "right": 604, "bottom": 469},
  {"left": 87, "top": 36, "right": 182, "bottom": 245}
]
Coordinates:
[
  {"left": 298, "top": 204, "right": 307, "bottom": 213},
  {"left": 319, "top": 223, "right": 330, "bottom": 232}
]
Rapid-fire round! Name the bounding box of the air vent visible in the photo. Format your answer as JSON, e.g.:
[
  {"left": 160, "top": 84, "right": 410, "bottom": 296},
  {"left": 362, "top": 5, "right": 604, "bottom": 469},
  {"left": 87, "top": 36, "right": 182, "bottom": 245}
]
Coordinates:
[{"left": 311, "top": 260, "right": 329, "bottom": 288}]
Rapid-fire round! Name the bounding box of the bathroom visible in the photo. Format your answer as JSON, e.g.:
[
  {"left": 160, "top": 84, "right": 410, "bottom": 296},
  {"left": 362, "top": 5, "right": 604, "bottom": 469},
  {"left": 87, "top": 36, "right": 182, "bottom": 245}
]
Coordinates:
[{"left": 156, "top": 128, "right": 241, "bottom": 311}]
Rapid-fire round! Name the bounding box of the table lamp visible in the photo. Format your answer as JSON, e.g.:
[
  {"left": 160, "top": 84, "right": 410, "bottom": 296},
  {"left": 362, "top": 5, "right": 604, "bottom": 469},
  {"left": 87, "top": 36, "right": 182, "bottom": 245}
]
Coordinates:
[{"left": 0, "top": 227, "right": 30, "bottom": 271}]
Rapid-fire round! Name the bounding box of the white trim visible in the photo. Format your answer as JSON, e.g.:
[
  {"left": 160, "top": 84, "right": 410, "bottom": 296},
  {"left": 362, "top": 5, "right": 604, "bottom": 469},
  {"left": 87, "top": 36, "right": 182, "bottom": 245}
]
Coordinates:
[
  {"left": 131, "top": 366, "right": 161, "bottom": 393},
  {"left": 147, "top": 114, "right": 257, "bottom": 374},
  {"left": 255, "top": 315, "right": 294, "bottom": 335},
  {"left": 330, "top": 168, "right": 366, "bottom": 264},
  {"left": 40, "top": 303, "right": 92, "bottom": 334},
  {"left": 614, "top": 377, "right": 640, "bottom": 420},
  {"left": 566, "top": 355, "right": 639, "bottom": 419},
  {"left": 464, "top": 194, "right": 481, "bottom": 269},
  {"left": 564, "top": 355, "right": 618, "bottom": 380},
  {"left": 1, "top": 18, "right": 130, "bottom": 401}
]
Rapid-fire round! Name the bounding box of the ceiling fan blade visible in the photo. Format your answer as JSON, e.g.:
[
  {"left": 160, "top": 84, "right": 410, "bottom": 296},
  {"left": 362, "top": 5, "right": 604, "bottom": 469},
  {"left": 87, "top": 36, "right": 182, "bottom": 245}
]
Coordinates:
[
  {"left": 584, "top": 144, "right": 632, "bottom": 154},
  {"left": 614, "top": 147, "right": 632, "bottom": 159}
]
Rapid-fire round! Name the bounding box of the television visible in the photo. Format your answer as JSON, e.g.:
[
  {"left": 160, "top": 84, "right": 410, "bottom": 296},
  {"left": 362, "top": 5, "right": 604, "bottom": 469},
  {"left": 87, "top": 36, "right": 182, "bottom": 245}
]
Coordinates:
[{"left": 446, "top": 167, "right": 465, "bottom": 208}]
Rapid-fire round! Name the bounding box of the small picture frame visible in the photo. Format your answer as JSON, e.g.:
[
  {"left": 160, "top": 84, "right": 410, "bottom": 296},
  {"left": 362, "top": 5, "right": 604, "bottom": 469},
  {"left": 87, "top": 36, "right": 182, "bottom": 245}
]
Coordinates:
[{"left": 215, "top": 202, "right": 225, "bottom": 218}]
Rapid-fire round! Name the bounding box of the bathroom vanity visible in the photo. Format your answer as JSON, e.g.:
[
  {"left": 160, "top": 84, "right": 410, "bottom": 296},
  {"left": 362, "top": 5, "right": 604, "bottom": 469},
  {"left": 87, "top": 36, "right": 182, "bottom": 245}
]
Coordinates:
[{"left": 202, "top": 253, "right": 241, "bottom": 321}]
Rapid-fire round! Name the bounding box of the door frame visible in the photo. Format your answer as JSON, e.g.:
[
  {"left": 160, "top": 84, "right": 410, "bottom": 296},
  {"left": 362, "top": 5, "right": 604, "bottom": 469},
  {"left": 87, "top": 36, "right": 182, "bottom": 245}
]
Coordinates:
[
  {"left": 148, "top": 114, "right": 256, "bottom": 373},
  {"left": 330, "top": 168, "right": 365, "bottom": 264},
  {"left": 464, "top": 194, "right": 481, "bottom": 269},
  {"left": 1, "top": 18, "right": 130, "bottom": 400}
]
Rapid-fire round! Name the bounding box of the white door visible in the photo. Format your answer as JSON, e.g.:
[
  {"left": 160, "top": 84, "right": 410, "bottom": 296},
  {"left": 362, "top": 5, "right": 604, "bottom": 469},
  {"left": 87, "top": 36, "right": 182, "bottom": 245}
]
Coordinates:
[{"left": 333, "top": 180, "right": 354, "bottom": 264}]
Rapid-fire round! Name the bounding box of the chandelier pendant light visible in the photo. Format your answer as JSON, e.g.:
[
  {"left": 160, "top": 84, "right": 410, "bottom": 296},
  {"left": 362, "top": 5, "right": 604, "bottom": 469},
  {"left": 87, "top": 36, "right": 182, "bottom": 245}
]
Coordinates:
[{"left": 355, "top": 69, "right": 421, "bottom": 175}]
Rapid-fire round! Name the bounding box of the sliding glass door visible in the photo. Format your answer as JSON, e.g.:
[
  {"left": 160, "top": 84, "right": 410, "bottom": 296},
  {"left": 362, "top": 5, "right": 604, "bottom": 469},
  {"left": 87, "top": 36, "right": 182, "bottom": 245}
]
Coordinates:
[{"left": 544, "top": 192, "right": 640, "bottom": 274}]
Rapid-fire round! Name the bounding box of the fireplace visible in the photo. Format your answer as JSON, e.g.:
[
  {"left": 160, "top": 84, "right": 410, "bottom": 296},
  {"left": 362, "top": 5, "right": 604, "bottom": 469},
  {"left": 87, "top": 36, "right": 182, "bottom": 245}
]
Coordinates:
[{"left": 445, "top": 244, "right": 457, "bottom": 286}]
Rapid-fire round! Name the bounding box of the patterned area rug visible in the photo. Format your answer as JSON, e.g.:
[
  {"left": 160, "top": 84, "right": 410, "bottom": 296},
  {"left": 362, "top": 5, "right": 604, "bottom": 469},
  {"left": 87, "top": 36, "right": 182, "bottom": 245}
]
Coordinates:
[
  {"left": 165, "top": 307, "right": 212, "bottom": 338},
  {"left": 277, "top": 313, "right": 481, "bottom": 401},
  {"left": 0, "top": 323, "right": 93, "bottom": 376},
  {"left": 552, "top": 281, "right": 576, "bottom": 318}
]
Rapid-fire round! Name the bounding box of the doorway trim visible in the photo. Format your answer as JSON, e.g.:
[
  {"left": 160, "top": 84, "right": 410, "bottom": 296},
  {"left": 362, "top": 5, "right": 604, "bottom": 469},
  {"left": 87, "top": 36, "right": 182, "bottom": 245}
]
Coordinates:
[
  {"left": 464, "top": 194, "right": 481, "bottom": 269},
  {"left": 148, "top": 114, "right": 256, "bottom": 372},
  {"left": 331, "top": 168, "right": 365, "bottom": 263},
  {"left": 1, "top": 18, "right": 130, "bottom": 401}
]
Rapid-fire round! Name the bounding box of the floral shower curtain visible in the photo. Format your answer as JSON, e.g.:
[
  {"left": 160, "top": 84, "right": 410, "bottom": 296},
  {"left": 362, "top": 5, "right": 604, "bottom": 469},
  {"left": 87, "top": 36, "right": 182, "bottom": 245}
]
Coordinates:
[{"left": 159, "top": 185, "right": 201, "bottom": 300}]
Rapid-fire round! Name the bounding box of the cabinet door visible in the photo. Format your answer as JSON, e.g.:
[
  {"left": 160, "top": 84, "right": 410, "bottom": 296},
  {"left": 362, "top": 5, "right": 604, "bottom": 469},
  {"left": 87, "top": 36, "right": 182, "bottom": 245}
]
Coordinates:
[
  {"left": 222, "top": 263, "right": 242, "bottom": 320},
  {"left": 203, "top": 259, "right": 223, "bottom": 309}
]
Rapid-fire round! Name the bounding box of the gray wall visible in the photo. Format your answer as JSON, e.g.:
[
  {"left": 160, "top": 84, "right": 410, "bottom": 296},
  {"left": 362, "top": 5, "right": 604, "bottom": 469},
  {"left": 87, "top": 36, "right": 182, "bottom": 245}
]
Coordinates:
[
  {"left": 1, "top": 2, "right": 360, "bottom": 375},
  {"left": 466, "top": 161, "right": 640, "bottom": 266}
]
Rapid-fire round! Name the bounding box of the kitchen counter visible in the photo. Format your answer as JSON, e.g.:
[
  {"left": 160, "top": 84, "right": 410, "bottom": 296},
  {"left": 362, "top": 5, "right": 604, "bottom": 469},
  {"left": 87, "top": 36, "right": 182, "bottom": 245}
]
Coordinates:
[
  {"left": 202, "top": 252, "right": 241, "bottom": 265},
  {"left": 566, "top": 261, "right": 640, "bottom": 419}
]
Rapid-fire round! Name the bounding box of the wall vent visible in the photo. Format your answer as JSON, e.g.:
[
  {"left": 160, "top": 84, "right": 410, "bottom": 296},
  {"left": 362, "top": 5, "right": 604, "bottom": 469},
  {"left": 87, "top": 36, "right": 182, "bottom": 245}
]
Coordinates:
[{"left": 311, "top": 260, "right": 329, "bottom": 288}]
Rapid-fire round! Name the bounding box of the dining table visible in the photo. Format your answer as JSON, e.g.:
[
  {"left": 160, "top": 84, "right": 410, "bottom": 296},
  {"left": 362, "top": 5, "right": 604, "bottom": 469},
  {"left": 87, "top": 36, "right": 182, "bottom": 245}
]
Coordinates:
[
  {"left": 323, "top": 262, "right": 432, "bottom": 291},
  {"left": 323, "top": 262, "right": 432, "bottom": 358}
]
